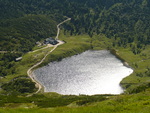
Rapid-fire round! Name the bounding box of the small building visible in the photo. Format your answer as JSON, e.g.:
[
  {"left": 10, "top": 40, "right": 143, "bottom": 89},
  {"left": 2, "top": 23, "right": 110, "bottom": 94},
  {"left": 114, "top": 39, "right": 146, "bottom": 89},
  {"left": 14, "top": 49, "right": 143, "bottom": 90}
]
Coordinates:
[
  {"left": 36, "top": 41, "right": 42, "bottom": 47},
  {"left": 15, "top": 57, "right": 22, "bottom": 61},
  {"left": 44, "top": 37, "right": 58, "bottom": 45}
]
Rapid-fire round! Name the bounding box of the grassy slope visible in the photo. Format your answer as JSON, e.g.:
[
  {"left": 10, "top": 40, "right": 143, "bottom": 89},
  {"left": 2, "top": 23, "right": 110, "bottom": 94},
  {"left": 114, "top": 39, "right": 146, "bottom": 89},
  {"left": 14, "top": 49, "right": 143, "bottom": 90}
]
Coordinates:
[
  {"left": 117, "top": 46, "right": 150, "bottom": 93},
  {"left": 0, "top": 89, "right": 150, "bottom": 113},
  {"left": 38, "top": 34, "right": 92, "bottom": 67},
  {"left": 0, "top": 46, "right": 54, "bottom": 88}
]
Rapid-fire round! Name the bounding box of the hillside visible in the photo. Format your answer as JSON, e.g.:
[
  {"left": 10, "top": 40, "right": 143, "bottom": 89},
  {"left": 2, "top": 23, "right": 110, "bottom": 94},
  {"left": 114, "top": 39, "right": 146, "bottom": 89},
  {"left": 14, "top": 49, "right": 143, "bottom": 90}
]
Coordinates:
[
  {"left": 0, "top": 15, "right": 57, "bottom": 52},
  {"left": 0, "top": 0, "right": 150, "bottom": 112},
  {"left": 0, "top": 15, "right": 57, "bottom": 77},
  {"left": 1, "top": 0, "right": 149, "bottom": 52}
]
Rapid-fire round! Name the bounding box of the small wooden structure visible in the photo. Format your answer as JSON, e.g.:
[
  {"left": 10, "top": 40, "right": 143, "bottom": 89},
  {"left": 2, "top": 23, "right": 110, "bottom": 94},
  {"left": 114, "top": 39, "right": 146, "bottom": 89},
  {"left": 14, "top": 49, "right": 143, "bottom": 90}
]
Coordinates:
[{"left": 44, "top": 37, "right": 58, "bottom": 45}]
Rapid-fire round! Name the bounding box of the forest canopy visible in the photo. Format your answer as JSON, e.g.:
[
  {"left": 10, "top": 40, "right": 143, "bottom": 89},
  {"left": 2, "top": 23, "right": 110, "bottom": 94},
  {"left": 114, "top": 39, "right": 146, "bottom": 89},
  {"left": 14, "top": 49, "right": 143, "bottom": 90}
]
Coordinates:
[
  {"left": 0, "top": 0, "right": 150, "bottom": 77},
  {"left": 0, "top": 0, "right": 150, "bottom": 51}
]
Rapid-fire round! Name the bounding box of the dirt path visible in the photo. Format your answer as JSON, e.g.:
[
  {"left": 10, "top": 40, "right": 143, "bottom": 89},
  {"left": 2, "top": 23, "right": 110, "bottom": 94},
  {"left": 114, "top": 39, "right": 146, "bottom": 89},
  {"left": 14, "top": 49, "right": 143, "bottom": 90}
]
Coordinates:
[
  {"left": 55, "top": 18, "right": 71, "bottom": 40},
  {"left": 30, "top": 44, "right": 54, "bottom": 53},
  {"left": 27, "top": 40, "right": 64, "bottom": 94},
  {"left": 27, "top": 18, "right": 71, "bottom": 95}
]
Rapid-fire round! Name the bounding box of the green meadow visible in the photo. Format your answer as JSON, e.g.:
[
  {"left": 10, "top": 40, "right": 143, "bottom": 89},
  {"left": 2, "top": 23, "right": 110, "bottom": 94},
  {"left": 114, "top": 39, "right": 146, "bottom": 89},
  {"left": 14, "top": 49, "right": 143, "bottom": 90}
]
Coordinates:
[{"left": 0, "top": 34, "right": 150, "bottom": 112}]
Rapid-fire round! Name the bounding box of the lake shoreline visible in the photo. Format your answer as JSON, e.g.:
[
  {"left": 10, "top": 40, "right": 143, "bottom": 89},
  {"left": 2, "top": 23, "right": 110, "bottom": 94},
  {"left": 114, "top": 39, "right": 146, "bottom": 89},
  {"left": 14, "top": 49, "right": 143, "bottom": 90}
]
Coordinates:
[
  {"left": 33, "top": 50, "right": 133, "bottom": 95},
  {"left": 110, "top": 49, "right": 133, "bottom": 69}
]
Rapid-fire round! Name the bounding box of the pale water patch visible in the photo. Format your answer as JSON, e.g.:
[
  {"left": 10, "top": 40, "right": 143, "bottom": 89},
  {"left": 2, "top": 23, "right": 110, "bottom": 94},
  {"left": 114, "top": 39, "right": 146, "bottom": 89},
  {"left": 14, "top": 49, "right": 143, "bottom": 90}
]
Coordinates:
[{"left": 33, "top": 50, "right": 133, "bottom": 95}]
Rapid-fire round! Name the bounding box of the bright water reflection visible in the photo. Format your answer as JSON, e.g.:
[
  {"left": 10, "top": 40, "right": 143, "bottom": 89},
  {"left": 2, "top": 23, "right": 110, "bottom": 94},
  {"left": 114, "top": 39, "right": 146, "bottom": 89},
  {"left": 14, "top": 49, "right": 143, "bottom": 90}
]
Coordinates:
[{"left": 34, "top": 50, "right": 133, "bottom": 95}]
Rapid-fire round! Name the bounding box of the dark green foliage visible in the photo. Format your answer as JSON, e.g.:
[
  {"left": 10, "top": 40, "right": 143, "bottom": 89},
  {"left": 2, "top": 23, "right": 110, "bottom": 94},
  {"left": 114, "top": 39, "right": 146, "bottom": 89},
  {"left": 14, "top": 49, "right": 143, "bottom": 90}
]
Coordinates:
[
  {"left": 34, "top": 95, "right": 78, "bottom": 108},
  {"left": 0, "top": 15, "right": 57, "bottom": 52},
  {"left": 35, "top": 95, "right": 106, "bottom": 108},
  {"left": 0, "top": 52, "right": 22, "bottom": 77},
  {"left": 0, "top": 0, "right": 149, "bottom": 58},
  {"left": 0, "top": 93, "right": 107, "bottom": 108},
  {"left": 127, "top": 82, "right": 150, "bottom": 94},
  {"left": 76, "top": 95, "right": 106, "bottom": 106},
  {"left": 1, "top": 78, "right": 36, "bottom": 94},
  {"left": 136, "top": 67, "right": 150, "bottom": 77},
  {"left": 1, "top": 0, "right": 149, "bottom": 47}
]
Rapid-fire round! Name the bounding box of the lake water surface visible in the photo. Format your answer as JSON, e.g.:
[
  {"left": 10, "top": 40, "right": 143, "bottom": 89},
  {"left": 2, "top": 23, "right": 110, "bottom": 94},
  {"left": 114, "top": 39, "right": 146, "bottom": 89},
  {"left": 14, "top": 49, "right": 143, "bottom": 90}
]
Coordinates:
[{"left": 33, "top": 50, "right": 133, "bottom": 95}]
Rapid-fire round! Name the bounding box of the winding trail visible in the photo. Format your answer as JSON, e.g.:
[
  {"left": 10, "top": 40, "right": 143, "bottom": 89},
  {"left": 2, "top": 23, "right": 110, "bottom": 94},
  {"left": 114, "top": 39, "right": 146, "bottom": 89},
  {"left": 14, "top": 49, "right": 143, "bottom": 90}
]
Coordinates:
[
  {"left": 30, "top": 44, "right": 54, "bottom": 53},
  {"left": 27, "top": 18, "right": 71, "bottom": 95},
  {"left": 55, "top": 18, "right": 71, "bottom": 40}
]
